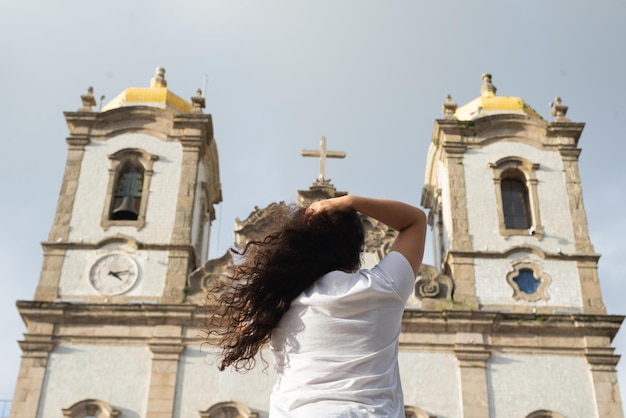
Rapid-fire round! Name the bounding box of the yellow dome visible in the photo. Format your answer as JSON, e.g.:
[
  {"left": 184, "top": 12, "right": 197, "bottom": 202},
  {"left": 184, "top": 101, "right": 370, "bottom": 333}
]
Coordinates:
[
  {"left": 102, "top": 68, "right": 192, "bottom": 114},
  {"left": 454, "top": 74, "right": 543, "bottom": 121}
]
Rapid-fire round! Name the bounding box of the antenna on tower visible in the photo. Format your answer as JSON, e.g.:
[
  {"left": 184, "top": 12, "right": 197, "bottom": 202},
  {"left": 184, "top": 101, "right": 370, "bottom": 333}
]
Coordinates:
[{"left": 202, "top": 74, "right": 208, "bottom": 97}]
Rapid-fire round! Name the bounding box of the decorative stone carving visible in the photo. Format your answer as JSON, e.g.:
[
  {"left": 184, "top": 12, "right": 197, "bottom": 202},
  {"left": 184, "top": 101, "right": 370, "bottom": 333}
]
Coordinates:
[
  {"left": 550, "top": 96, "right": 570, "bottom": 122},
  {"left": 480, "top": 73, "right": 497, "bottom": 97},
  {"left": 360, "top": 215, "right": 396, "bottom": 260},
  {"left": 191, "top": 88, "right": 205, "bottom": 113},
  {"left": 234, "top": 202, "right": 291, "bottom": 248},
  {"left": 150, "top": 67, "right": 167, "bottom": 88},
  {"left": 297, "top": 179, "right": 347, "bottom": 207},
  {"left": 188, "top": 251, "right": 233, "bottom": 301},
  {"left": 414, "top": 263, "right": 454, "bottom": 301},
  {"left": 442, "top": 94, "right": 457, "bottom": 119},
  {"left": 78, "top": 86, "right": 97, "bottom": 112}
]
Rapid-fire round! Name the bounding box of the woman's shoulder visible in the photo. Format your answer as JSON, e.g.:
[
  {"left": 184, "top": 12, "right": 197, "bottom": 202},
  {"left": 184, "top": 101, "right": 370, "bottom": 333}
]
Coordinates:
[{"left": 366, "top": 251, "right": 415, "bottom": 299}]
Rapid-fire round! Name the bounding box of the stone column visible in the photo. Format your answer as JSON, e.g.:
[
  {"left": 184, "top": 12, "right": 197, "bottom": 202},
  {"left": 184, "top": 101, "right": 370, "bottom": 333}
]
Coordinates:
[
  {"left": 443, "top": 142, "right": 478, "bottom": 308},
  {"left": 171, "top": 140, "right": 200, "bottom": 246},
  {"left": 559, "top": 147, "right": 594, "bottom": 254},
  {"left": 34, "top": 244, "right": 66, "bottom": 301},
  {"left": 577, "top": 258, "right": 606, "bottom": 314},
  {"left": 35, "top": 136, "right": 89, "bottom": 301},
  {"left": 48, "top": 136, "right": 89, "bottom": 242},
  {"left": 161, "top": 116, "right": 207, "bottom": 303},
  {"left": 447, "top": 253, "right": 477, "bottom": 307},
  {"left": 455, "top": 343, "right": 491, "bottom": 418},
  {"left": 161, "top": 136, "right": 200, "bottom": 303},
  {"left": 586, "top": 345, "right": 624, "bottom": 418},
  {"left": 146, "top": 338, "right": 185, "bottom": 418},
  {"left": 162, "top": 248, "right": 194, "bottom": 303},
  {"left": 10, "top": 336, "right": 54, "bottom": 418},
  {"left": 443, "top": 143, "right": 472, "bottom": 253}
]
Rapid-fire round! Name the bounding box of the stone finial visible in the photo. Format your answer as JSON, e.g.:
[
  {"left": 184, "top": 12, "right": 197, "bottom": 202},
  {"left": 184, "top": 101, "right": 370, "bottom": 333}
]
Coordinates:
[
  {"left": 190, "top": 88, "right": 205, "bottom": 113},
  {"left": 78, "top": 86, "right": 97, "bottom": 112},
  {"left": 150, "top": 67, "right": 167, "bottom": 88},
  {"left": 442, "top": 94, "right": 457, "bottom": 119},
  {"left": 550, "top": 96, "right": 570, "bottom": 122},
  {"left": 480, "top": 73, "right": 497, "bottom": 97}
]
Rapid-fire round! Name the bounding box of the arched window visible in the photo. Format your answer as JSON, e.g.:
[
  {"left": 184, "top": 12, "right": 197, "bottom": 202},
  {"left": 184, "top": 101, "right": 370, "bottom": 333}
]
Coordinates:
[
  {"left": 110, "top": 160, "right": 144, "bottom": 221},
  {"left": 526, "top": 410, "right": 564, "bottom": 418},
  {"left": 506, "top": 260, "right": 551, "bottom": 302},
  {"left": 490, "top": 157, "right": 543, "bottom": 239},
  {"left": 62, "top": 399, "right": 121, "bottom": 417},
  {"left": 501, "top": 170, "right": 532, "bottom": 230},
  {"left": 101, "top": 148, "right": 158, "bottom": 229},
  {"left": 199, "top": 401, "right": 259, "bottom": 418}
]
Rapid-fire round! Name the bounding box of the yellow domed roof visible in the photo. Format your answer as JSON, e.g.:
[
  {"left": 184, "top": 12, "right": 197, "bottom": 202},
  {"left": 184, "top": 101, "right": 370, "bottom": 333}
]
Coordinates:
[
  {"left": 102, "top": 68, "right": 192, "bottom": 114},
  {"left": 454, "top": 74, "right": 543, "bottom": 121}
]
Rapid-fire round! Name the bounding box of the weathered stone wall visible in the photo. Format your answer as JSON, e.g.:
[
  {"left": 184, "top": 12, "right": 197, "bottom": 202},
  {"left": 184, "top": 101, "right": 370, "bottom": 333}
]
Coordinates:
[
  {"left": 488, "top": 354, "right": 597, "bottom": 417},
  {"left": 38, "top": 345, "right": 151, "bottom": 418}
]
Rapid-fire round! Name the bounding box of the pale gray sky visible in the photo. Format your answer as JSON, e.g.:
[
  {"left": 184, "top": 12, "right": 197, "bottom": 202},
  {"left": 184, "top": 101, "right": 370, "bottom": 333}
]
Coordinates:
[{"left": 1, "top": 0, "right": 625, "bottom": 409}]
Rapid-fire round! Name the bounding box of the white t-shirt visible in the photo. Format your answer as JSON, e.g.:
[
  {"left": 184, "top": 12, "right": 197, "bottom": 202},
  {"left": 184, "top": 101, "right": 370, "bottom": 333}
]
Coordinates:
[{"left": 269, "top": 251, "right": 415, "bottom": 418}]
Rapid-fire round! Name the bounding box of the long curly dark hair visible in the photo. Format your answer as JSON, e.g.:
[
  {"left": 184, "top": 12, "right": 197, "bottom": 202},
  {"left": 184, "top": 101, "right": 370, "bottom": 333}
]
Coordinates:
[{"left": 206, "top": 205, "right": 364, "bottom": 371}]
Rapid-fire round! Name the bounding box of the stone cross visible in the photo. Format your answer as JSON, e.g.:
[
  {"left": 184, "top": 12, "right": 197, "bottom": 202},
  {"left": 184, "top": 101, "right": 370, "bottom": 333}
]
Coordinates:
[{"left": 300, "top": 136, "right": 346, "bottom": 182}]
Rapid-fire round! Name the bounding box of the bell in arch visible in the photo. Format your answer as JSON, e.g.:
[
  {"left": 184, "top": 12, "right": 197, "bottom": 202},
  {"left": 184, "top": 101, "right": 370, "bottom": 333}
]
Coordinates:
[
  {"left": 111, "top": 195, "right": 139, "bottom": 220},
  {"left": 110, "top": 166, "right": 143, "bottom": 221}
]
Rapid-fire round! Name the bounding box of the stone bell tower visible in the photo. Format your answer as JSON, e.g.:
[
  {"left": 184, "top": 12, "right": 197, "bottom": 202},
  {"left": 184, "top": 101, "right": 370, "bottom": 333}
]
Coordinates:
[
  {"left": 422, "top": 73, "right": 602, "bottom": 314},
  {"left": 34, "top": 67, "right": 222, "bottom": 306},
  {"left": 417, "top": 74, "right": 623, "bottom": 417},
  {"left": 10, "top": 68, "right": 222, "bottom": 418}
]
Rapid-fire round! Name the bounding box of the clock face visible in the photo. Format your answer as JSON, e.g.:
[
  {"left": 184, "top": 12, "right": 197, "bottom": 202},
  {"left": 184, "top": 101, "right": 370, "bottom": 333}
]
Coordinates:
[{"left": 89, "top": 253, "right": 139, "bottom": 295}]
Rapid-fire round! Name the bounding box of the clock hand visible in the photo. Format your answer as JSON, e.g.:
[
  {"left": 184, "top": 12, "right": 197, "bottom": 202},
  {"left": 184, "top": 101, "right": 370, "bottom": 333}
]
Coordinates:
[{"left": 108, "top": 271, "right": 123, "bottom": 280}]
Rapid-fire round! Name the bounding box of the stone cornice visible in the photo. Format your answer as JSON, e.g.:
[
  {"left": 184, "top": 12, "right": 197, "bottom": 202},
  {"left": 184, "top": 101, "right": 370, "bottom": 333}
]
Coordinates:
[
  {"left": 546, "top": 121, "right": 586, "bottom": 144},
  {"left": 40, "top": 241, "right": 196, "bottom": 255},
  {"left": 63, "top": 112, "right": 98, "bottom": 138},
  {"left": 433, "top": 115, "right": 586, "bottom": 152},
  {"left": 442, "top": 143, "right": 468, "bottom": 156},
  {"left": 18, "top": 339, "right": 55, "bottom": 356},
  {"left": 17, "top": 301, "right": 200, "bottom": 327},
  {"left": 557, "top": 145, "right": 583, "bottom": 159},
  {"left": 454, "top": 345, "right": 491, "bottom": 367},
  {"left": 435, "top": 114, "right": 547, "bottom": 136},
  {"left": 16, "top": 301, "right": 623, "bottom": 367},
  {"left": 402, "top": 310, "right": 624, "bottom": 340},
  {"left": 586, "top": 346, "right": 622, "bottom": 370},
  {"left": 69, "top": 106, "right": 176, "bottom": 142},
  {"left": 65, "top": 137, "right": 90, "bottom": 149},
  {"left": 149, "top": 339, "right": 186, "bottom": 361},
  {"left": 22, "top": 300, "right": 621, "bottom": 336},
  {"left": 446, "top": 249, "right": 601, "bottom": 263},
  {"left": 171, "top": 113, "right": 214, "bottom": 149}
]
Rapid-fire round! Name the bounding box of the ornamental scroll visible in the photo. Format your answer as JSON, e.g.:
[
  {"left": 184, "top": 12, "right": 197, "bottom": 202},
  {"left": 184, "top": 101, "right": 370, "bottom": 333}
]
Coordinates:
[{"left": 414, "top": 264, "right": 454, "bottom": 302}]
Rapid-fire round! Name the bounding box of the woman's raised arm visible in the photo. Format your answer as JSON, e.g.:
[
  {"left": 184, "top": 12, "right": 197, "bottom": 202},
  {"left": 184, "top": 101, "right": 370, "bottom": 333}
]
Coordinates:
[{"left": 306, "top": 195, "right": 427, "bottom": 275}]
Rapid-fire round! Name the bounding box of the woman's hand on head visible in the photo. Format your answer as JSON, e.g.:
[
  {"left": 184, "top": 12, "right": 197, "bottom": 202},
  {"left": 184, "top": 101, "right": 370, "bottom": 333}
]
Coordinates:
[{"left": 306, "top": 196, "right": 354, "bottom": 217}]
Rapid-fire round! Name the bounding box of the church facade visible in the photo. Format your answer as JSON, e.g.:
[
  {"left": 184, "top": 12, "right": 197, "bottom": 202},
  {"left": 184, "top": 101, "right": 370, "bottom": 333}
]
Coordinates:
[{"left": 9, "top": 70, "right": 624, "bottom": 417}]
